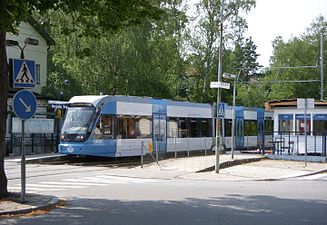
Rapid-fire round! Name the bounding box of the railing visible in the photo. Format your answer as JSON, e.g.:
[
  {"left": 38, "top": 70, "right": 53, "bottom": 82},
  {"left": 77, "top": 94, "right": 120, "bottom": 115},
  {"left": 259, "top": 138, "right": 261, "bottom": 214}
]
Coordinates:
[
  {"left": 271, "top": 131, "right": 327, "bottom": 156},
  {"left": 5, "top": 133, "right": 58, "bottom": 156}
]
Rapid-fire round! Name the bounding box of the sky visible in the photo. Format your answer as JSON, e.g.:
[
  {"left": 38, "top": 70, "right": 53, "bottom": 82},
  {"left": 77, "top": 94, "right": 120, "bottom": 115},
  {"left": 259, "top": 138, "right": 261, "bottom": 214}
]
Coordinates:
[{"left": 245, "top": 0, "right": 327, "bottom": 67}]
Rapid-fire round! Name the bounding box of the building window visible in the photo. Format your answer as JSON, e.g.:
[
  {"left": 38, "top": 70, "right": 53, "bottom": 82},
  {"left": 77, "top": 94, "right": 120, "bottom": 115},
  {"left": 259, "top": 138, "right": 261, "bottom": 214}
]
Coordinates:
[{"left": 36, "top": 64, "right": 40, "bottom": 84}]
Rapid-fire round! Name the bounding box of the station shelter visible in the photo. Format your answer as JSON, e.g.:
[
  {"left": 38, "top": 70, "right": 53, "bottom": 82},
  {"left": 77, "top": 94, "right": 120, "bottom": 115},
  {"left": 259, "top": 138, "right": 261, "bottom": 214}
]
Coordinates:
[{"left": 265, "top": 99, "right": 327, "bottom": 156}]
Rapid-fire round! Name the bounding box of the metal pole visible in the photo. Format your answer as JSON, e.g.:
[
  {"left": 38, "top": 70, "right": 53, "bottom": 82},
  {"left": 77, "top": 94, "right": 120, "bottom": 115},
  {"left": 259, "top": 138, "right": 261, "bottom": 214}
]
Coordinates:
[
  {"left": 231, "top": 78, "right": 236, "bottom": 159},
  {"left": 304, "top": 99, "right": 307, "bottom": 167},
  {"left": 141, "top": 141, "right": 144, "bottom": 168},
  {"left": 156, "top": 139, "right": 159, "bottom": 164},
  {"left": 321, "top": 33, "right": 325, "bottom": 101},
  {"left": 21, "top": 120, "right": 26, "bottom": 203},
  {"left": 215, "top": 0, "right": 224, "bottom": 174},
  {"left": 174, "top": 137, "right": 177, "bottom": 158}
]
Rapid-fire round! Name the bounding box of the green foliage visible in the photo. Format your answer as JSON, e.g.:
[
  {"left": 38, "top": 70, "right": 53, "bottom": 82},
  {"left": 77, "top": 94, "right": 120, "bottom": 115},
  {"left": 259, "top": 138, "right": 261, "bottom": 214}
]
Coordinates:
[
  {"left": 41, "top": 1, "right": 187, "bottom": 100},
  {"left": 264, "top": 16, "right": 327, "bottom": 101},
  {"left": 185, "top": 0, "right": 256, "bottom": 103}
]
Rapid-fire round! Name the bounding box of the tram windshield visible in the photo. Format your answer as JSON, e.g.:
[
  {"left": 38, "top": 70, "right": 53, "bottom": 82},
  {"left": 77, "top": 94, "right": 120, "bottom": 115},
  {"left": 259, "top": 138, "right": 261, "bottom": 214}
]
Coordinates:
[{"left": 60, "top": 106, "right": 97, "bottom": 142}]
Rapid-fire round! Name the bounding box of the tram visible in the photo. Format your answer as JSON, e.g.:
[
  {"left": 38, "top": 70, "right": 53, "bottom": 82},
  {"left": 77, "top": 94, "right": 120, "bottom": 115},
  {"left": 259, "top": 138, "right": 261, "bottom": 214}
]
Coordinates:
[{"left": 58, "top": 95, "right": 273, "bottom": 157}]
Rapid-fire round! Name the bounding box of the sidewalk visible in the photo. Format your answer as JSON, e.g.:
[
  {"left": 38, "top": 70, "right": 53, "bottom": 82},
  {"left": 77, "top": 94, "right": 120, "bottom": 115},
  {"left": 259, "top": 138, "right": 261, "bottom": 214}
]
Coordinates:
[{"left": 1, "top": 153, "right": 327, "bottom": 217}]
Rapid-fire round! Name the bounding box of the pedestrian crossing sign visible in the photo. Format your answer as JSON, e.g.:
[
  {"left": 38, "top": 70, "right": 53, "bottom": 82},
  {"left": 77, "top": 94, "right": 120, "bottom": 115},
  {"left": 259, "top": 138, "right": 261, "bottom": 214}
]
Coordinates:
[
  {"left": 13, "top": 59, "right": 36, "bottom": 88},
  {"left": 217, "top": 103, "right": 225, "bottom": 118}
]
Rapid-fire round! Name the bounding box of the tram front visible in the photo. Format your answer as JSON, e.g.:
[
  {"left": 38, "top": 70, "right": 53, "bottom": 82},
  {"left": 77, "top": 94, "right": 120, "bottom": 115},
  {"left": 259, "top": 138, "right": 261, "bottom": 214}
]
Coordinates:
[{"left": 59, "top": 104, "right": 99, "bottom": 155}]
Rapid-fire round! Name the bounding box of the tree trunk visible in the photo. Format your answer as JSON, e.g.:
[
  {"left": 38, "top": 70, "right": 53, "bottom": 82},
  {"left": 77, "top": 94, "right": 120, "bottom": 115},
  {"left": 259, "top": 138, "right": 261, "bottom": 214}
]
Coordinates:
[{"left": 0, "top": 31, "right": 8, "bottom": 198}]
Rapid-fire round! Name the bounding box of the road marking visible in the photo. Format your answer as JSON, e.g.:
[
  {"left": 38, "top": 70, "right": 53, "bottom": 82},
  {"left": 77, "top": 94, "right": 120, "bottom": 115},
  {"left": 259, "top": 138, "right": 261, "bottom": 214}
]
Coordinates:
[
  {"left": 27, "top": 184, "right": 85, "bottom": 188},
  {"left": 63, "top": 178, "right": 125, "bottom": 184},
  {"left": 40, "top": 181, "right": 107, "bottom": 186},
  {"left": 9, "top": 174, "right": 160, "bottom": 193},
  {"left": 9, "top": 186, "right": 64, "bottom": 192}
]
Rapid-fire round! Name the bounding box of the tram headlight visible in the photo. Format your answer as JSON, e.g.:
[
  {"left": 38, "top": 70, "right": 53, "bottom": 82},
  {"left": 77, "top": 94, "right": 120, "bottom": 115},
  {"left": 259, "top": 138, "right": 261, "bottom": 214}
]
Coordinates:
[{"left": 75, "top": 135, "right": 86, "bottom": 141}]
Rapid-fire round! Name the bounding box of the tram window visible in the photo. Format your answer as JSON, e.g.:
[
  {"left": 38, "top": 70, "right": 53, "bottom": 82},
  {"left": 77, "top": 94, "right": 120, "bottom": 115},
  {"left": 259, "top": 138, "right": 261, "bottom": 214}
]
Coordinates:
[
  {"left": 189, "top": 118, "right": 200, "bottom": 137},
  {"left": 224, "top": 119, "right": 232, "bottom": 137},
  {"left": 137, "top": 117, "right": 152, "bottom": 138},
  {"left": 244, "top": 120, "right": 257, "bottom": 136},
  {"left": 117, "top": 116, "right": 138, "bottom": 139},
  {"left": 178, "top": 118, "right": 187, "bottom": 138},
  {"left": 265, "top": 118, "right": 273, "bottom": 135},
  {"left": 201, "top": 119, "right": 212, "bottom": 137},
  {"left": 93, "top": 115, "right": 115, "bottom": 139},
  {"left": 168, "top": 118, "right": 178, "bottom": 138}
]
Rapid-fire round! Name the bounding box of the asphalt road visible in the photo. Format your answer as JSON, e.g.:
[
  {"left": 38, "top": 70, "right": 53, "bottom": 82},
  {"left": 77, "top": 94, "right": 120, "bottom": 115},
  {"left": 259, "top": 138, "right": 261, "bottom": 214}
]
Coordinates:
[{"left": 2, "top": 161, "right": 327, "bottom": 225}]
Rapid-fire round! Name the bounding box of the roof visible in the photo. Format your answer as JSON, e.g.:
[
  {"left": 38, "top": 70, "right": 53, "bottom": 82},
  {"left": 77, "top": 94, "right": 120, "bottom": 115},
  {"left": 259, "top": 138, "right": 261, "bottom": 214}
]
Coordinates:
[
  {"left": 265, "top": 99, "right": 327, "bottom": 110},
  {"left": 27, "top": 16, "right": 55, "bottom": 46}
]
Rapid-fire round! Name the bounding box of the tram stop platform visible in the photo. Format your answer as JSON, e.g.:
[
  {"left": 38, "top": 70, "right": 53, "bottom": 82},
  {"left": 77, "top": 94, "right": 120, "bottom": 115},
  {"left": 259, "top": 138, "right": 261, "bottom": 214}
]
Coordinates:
[{"left": 2, "top": 152, "right": 327, "bottom": 217}]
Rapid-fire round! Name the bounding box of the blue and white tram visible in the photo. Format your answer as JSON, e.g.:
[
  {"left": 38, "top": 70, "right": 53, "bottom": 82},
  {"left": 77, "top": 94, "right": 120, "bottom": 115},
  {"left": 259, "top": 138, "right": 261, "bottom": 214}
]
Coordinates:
[
  {"left": 223, "top": 106, "right": 273, "bottom": 150},
  {"left": 59, "top": 95, "right": 273, "bottom": 157}
]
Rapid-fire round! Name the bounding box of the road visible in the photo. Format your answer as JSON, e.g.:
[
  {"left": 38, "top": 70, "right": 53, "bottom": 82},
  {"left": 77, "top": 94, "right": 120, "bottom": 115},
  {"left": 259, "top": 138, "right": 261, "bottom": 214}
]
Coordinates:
[{"left": 2, "top": 160, "right": 327, "bottom": 225}]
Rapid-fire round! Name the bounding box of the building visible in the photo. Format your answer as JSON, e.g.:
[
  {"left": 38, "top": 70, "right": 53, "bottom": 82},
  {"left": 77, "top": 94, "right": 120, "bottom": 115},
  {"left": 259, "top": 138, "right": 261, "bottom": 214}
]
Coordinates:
[
  {"left": 5, "top": 17, "right": 57, "bottom": 156},
  {"left": 6, "top": 16, "right": 55, "bottom": 95},
  {"left": 265, "top": 99, "right": 327, "bottom": 155}
]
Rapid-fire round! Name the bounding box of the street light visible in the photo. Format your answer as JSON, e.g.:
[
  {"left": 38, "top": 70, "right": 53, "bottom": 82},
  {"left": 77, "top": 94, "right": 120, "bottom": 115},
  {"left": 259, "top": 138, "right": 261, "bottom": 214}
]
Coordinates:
[
  {"left": 223, "top": 72, "right": 238, "bottom": 159},
  {"left": 6, "top": 37, "right": 39, "bottom": 59}
]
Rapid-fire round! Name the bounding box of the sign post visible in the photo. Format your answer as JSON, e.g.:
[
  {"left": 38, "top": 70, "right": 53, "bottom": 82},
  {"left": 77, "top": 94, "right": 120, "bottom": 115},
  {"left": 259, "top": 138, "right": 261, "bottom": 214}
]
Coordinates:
[
  {"left": 210, "top": 81, "right": 229, "bottom": 173},
  {"left": 297, "top": 98, "right": 314, "bottom": 167},
  {"left": 12, "top": 90, "right": 37, "bottom": 202}
]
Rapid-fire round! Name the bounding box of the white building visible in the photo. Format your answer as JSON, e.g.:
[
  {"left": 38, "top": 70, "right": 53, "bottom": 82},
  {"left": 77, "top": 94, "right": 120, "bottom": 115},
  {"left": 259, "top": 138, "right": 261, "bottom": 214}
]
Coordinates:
[
  {"left": 5, "top": 17, "right": 56, "bottom": 156},
  {"left": 265, "top": 99, "right": 327, "bottom": 155},
  {"left": 6, "top": 16, "right": 55, "bottom": 95}
]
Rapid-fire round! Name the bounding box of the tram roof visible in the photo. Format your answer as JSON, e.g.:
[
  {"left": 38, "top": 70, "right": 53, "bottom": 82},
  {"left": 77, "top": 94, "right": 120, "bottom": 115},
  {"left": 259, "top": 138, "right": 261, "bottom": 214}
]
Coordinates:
[{"left": 68, "top": 95, "right": 211, "bottom": 108}]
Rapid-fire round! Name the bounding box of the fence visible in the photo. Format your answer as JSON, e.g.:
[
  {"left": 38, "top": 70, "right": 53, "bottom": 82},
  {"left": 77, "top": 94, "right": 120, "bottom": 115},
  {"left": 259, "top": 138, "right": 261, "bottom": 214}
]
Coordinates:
[
  {"left": 5, "top": 133, "right": 58, "bottom": 156},
  {"left": 271, "top": 131, "right": 327, "bottom": 156}
]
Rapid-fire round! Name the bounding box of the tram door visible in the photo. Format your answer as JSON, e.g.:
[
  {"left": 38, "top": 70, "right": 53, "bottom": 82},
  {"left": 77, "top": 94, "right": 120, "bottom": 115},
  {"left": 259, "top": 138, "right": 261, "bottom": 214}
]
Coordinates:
[
  {"left": 235, "top": 107, "right": 244, "bottom": 147},
  {"left": 257, "top": 109, "right": 265, "bottom": 147},
  {"left": 152, "top": 113, "right": 167, "bottom": 153}
]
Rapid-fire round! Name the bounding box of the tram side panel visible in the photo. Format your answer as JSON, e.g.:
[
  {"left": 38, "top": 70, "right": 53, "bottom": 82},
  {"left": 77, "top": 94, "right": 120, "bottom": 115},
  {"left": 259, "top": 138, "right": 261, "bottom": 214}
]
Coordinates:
[
  {"left": 166, "top": 102, "right": 213, "bottom": 153},
  {"left": 115, "top": 101, "right": 153, "bottom": 157}
]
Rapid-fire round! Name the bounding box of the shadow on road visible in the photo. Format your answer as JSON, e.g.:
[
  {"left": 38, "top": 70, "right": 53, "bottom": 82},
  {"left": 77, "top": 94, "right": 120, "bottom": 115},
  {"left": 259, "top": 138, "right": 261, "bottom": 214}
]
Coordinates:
[{"left": 2, "top": 194, "right": 326, "bottom": 225}]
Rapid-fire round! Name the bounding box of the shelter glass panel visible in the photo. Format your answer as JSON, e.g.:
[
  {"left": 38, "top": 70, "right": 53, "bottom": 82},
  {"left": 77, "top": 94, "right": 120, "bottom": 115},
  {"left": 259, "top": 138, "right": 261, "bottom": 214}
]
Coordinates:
[
  {"left": 278, "top": 114, "right": 293, "bottom": 134},
  {"left": 295, "top": 114, "right": 310, "bottom": 135},
  {"left": 313, "top": 114, "right": 327, "bottom": 134}
]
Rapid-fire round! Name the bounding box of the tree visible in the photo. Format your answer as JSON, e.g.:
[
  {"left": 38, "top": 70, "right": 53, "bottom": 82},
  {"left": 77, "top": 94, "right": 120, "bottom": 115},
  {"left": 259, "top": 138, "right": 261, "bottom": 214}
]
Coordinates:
[
  {"left": 0, "top": 0, "right": 162, "bottom": 198},
  {"left": 186, "top": 0, "right": 256, "bottom": 103},
  {"left": 266, "top": 16, "right": 327, "bottom": 101}
]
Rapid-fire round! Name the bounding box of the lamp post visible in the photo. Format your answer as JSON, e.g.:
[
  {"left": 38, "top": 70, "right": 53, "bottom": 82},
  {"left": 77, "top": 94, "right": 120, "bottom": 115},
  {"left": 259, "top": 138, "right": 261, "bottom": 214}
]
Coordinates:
[
  {"left": 6, "top": 37, "right": 39, "bottom": 203},
  {"left": 6, "top": 38, "right": 39, "bottom": 59},
  {"left": 223, "top": 72, "right": 238, "bottom": 159}
]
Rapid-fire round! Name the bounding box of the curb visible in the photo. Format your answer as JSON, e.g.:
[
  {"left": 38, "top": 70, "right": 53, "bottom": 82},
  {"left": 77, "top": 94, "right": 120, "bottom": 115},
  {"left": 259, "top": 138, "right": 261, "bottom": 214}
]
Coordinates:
[
  {"left": 196, "top": 157, "right": 264, "bottom": 173},
  {"left": 0, "top": 196, "right": 60, "bottom": 216},
  {"left": 256, "top": 168, "right": 327, "bottom": 181}
]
